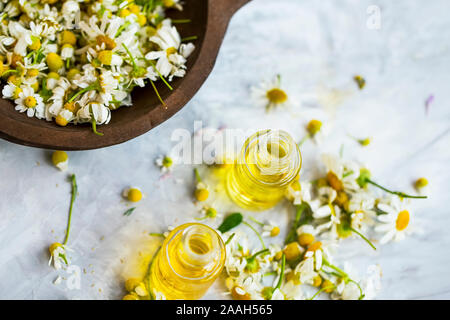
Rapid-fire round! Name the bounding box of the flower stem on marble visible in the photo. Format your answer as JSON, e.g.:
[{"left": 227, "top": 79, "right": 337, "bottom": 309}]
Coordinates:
[{"left": 63, "top": 174, "right": 77, "bottom": 245}]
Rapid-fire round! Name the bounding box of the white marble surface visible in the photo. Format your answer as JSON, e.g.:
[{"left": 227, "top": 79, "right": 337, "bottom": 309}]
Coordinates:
[{"left": 1, "top": 0, "right": 450, "bottom": 299}]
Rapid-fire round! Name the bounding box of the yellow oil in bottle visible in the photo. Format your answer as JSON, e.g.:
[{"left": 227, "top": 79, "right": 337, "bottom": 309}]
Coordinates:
[
  {"left": 147, "top": 223, "right": 226, "bottom": 300},
  {"left": 226, "top": 129, "right": 302, "bottom": 211}
]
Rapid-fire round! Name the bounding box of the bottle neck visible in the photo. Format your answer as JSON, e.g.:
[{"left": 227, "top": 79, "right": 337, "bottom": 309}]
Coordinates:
[
  {"left": 243, "top": 130, "right": 301, "bottom": 186},
  {"left": 166, "top": 223, "right": 225, "bottom": 280}
]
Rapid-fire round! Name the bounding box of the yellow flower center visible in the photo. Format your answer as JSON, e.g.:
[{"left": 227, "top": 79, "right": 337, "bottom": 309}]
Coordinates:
[
  {"left": 52, "top": 150, "right": 68, "bottom": 166},
  {"left": 98, "top": 50, "right": 113, "bottom": 65},
  {"left": 166, "top": 47, "right": 178, "bottom": 56},
  {"left": 195, "top": 188, "right": 209, "bottom": 202},
  {"left": 298, "top": 233, "right": 315, "bottom": 247},
  {"left": 96, "top": 35, "right": 116, "bottom": 50},
  {"left": 55, "top": 114, "right": 69, "bottom": 127},
  {"left": 307, "top": 119, "right": 322, "bottom": 136},
  {"left": 270, "top": 226, "right": 280, "bottom": 237},
  {"left": 127, "top": 188, "right": 143, "bottom": 202},
  {"left": 27, "top": 68, "right": 39, "bottom": 77},
  {"left": 46, "top": 52, "right": 63, "bottom": 72},
  {"left": 24, "top": 96, "right": 37, "bottom": 108},
  {"left": 396, "top": 210, "right": 410, "bottom": 231},
  {"left": 415, "top": 177, "right": 428, "bottom": 189},
  {"left": 60, "top": 30, "right": 77, "bottom": 46},
  {"left": 13, "top": 87, "right": 22, "bottom": 99},
  {"left": 49, "top": 242, "right": 63, "bottom": 255},
  {"left": 266, "top": 88, "right": 288, "bottom": 104},
  {"left": 326, "top": 171, "right": 344, "bottom": 191}
]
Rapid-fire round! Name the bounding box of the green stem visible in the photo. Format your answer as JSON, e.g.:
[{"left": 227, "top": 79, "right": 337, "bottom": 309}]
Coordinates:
[
  {"left": 194, "top": 168, "right": 202, "bottom": 182},
  {"left": 248, "top": 216, "right": 264, "bottom": 227},
  {"left": 181, "top": 36, "right": 198, "bottom": 42},
  {"left": 275, "top": 254, "right": 286, "bottom": 290},
  {"left": 122, "top": 43, "right": 137, "bottom": 70},
  {"left": 68, "top": 84, "right": 97, "bottom": 102},
  {"left": 90, "top": 117, "right": 104, "bottom": 136},
  {"left": 249, "top": 248, "right": 269, "bottom": 260},
  {"left": 367, "top": 179, "right": 427, "bottom": 199},
  {"left": 150, "top": 80, "right": 166, "bottom": 106},
  {"left": 298, "top": 134, "right": 310, "bottom": 148},
  {"left": 225, "top": 233, "right": 235, "bottom": 245},
  {"left": 63, "top": 174, "right": 77, "bottom": 245},
  {"left": 1, "top": 69, "right": 18, "bottom": 78},
  {"left": 308, "top": 285, "right": 335, "bottom": 300},
  {"left": 172, "top": 19, "right": 191, "bottom": 23},
  {"left": 149, "top": 233, "right": 165, "bottom": 237},
  {"left": 147, "top": 60, "right": 173, "bottom": 90},
  {"left": 242, "top": 221, "right": 266, "bottom": 249},
  {"left": 322, "top": 257, "right": 348, "bottom": 278},
  {"left": 348, "top": 279, "right": 365, "bottom": 300},
  {"left": 349, "top": 227, "right": 376, "bottom": 251}
]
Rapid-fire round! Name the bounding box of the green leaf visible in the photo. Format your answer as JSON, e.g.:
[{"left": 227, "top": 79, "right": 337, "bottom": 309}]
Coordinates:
[
  {"left": 218, "top": 213, "right": 243, "bottom": 233},
  {"left": 285, "top": 202, "right": 313, "bottom": 244},
  {"left": 123, "top": 207, "right": 136, "bottom": 216}
]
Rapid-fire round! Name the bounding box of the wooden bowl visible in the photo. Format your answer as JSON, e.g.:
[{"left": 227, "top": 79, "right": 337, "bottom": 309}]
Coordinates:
[{"left": 0, "top": 0, "right": 250, "bottom": 150}]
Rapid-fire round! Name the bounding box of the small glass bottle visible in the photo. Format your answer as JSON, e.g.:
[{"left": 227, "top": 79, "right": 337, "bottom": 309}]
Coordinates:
[
  {"left": 226, "top": 129, "right": 302, "bottom": 211},
  {"left": 147, "top": 223, "right": 226, "bottom": 300}
]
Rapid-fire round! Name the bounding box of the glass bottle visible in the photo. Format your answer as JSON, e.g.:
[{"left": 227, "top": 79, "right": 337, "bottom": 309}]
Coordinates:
[
  {"left": 226, "top": 129, "right": 302, "bottom": 211},
  {"left": 147, "top": 223, "right": 226, "bottom": 300}
]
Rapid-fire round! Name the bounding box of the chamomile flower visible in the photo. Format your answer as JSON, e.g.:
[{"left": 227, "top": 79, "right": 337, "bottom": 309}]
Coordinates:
[
  {"left": 285, "top": 180, "right": 312, "bottom": 205},
  {"left": 322, "top": 154, "right": 361, "bottom": 192},
  {"left": 52, "top": 150, "right": 69, "bottom": 171},
  {"left": 2, "top": 82, "right": 21, "bottom": 99},
  {"left": 375, "top": 197, "right": 413, "bottom": 244},
  {"left": 251, "top": 74, "right": 289, "bottom": 111},
  {"left": 48, "top": 242, "right": 70, "bottom": 270},
  {"left": 145, "top": 19, "right": 195, "bottom": 81},
  {"left": 14, "top": 85, "right": 44, "bottom": 118},
  {"left": 262, "top": 221, "right": 280, "bottom": 238},
  {"left": 197, "top": 205, "right": 222, "bottom": 221},
  {"left": 155, "top": 154, "right": 175, "bottom": 173}
]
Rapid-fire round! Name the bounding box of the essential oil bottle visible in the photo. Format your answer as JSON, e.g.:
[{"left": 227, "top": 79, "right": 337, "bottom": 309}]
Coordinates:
[
  {"left": 148, "top": 223, "right": 226, "bottom": 300},
  {"left": 226, "top": 129, "right": 302, "bottom": 211}
]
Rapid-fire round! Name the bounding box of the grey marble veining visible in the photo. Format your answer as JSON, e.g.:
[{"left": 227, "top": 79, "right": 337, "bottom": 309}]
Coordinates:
[{"left": 1, "top": 0, "right": 450, "bottom": 299}]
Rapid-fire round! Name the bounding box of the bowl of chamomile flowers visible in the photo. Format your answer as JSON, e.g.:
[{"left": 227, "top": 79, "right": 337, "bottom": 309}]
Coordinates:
[{"left": 0, "top": 0, "right": 250, "bottom": 150}]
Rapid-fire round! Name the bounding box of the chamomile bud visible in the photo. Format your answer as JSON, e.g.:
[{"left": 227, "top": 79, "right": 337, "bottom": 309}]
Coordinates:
[
  {"left": 415, "top": 177, "right": 428, "bottom": 190},
  {"left": 60, "top": 30, "right": 77, "bottom": 46},
  {"left": 46, "top": 52, "right": 64, "bottom": 72},
  {"left": 358, "top": 137, "right": 371, "bottom": 146},
  {"left": 195, "top": 187, "right": 209, "bottom": 202},
  {"left": 123, "top": 187, "right": 143, "bottom": 202},
  {"left": 67, "top": 68, "right": 80, "bottom": 81},
  {"left": 270, "top": 226, "right": 280, "bottom": 237},
  {"left": 52, "top": 150, "right": 69, "bottom": 171},
  {"left": 306, "top": 119, "right": 322, "bottom": 137},
  {"left": 283, "top": 242, "right": 304, "bottom": 261},
  {"left": 298, "top": 233, "right": 315, "bottom": 247}
]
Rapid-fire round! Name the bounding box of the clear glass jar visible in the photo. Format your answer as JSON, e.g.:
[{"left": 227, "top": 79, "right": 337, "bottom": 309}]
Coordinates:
[
  {"left": 147, "top": 223, "right": 226, "bottom": 300},
  {"left": 226, "top": 129, "right": 302, "bottom": 211}
]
